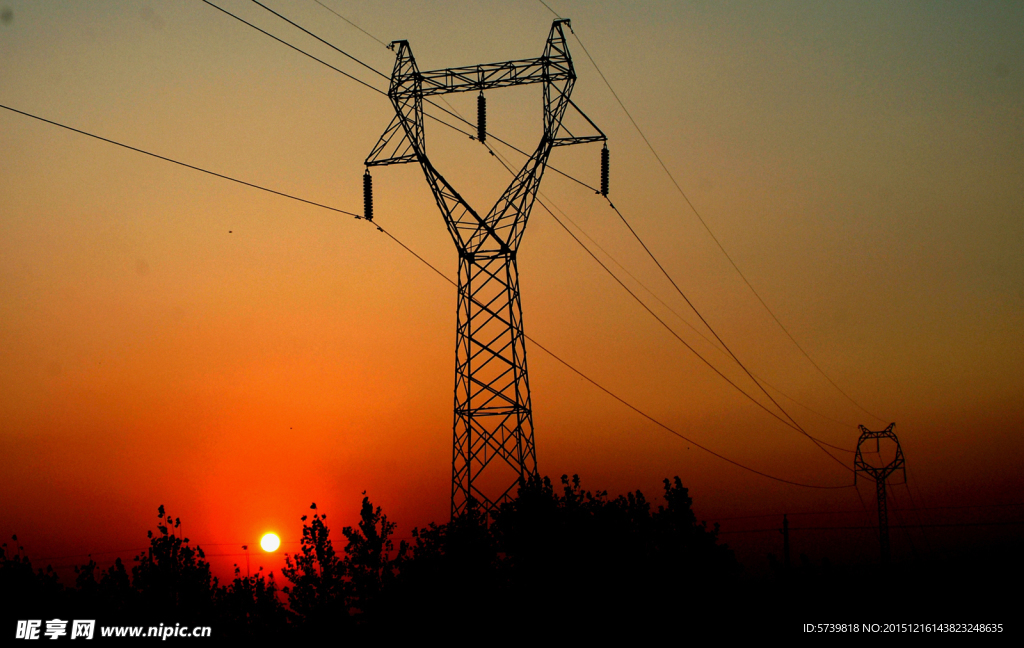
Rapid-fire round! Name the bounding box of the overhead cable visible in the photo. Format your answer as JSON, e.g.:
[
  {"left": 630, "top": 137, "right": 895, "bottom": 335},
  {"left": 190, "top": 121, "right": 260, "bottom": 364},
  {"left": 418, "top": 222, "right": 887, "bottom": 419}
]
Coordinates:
[
  {"left": 538, "top": 0, "right": 885, "bottom": 424},
  {"left": 0, "top": 102, "right": 850, "bottom": 490}
]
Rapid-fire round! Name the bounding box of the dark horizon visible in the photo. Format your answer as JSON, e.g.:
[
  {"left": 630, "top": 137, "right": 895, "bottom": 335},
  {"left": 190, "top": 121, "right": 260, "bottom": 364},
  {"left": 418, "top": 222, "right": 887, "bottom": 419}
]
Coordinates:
[{"left": 3, "top": 475, "right": 1020, "bottom": 637}]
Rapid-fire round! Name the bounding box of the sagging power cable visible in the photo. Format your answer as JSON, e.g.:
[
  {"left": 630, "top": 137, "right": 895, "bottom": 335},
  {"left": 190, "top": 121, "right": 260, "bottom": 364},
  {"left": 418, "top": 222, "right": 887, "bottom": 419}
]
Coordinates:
[
  {"left": 536, "top": 0, "right": 886, "bottom": 425},
  {"left": 0, "top": 101, "right": 851, "bottom": 490}
]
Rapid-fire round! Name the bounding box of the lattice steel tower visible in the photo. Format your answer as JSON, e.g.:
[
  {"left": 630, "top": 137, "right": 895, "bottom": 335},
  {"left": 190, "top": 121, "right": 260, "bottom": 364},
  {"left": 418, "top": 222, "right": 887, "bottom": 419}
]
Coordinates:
[
  {"left": 364, "top": 20, "right": 605, "bottom": 516},
  {"left": 854, "top": 423, "right": 905, "bottom": 564}
]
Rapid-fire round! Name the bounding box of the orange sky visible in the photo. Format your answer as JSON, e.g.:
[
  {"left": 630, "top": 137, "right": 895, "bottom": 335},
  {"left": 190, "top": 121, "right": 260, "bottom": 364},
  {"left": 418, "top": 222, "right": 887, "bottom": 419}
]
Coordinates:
[{"left": 1, "top": 0, "right": 1022, "bottom": 578}]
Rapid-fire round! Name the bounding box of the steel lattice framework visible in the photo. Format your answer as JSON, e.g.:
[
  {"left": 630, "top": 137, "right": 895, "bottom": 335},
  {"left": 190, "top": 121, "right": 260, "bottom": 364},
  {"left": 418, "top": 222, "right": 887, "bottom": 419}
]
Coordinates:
[
  {"left": 364, "top": 20, "right": 604, "bottom": 517},
  {"left": 854, "top": 423, "right": 905, "bottom": 564}
]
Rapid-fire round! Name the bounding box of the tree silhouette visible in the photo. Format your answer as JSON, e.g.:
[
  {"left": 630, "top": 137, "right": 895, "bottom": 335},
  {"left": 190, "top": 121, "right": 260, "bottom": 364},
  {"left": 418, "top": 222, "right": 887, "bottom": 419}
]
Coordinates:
[
  {"left": 217, "top": 565, "right": 289, "bottom": 637},
  {"left": 1, "top": 474, "right": 747, "bottom": 635},
  {"left": 488, "top": 474, "right": 739, "bottom": 625},
  {"left": 340, "top": 494, "right": 403, "bottom": 620},
  {"left": 130, "top": 507, "right": 216, "bottom": 623},
  {"left": 99, "top": 558, "right": 134, "bottom": 617},
  {"left": 0, "top": 541, "right": 64, "bottom": 619},
  {"left": 280, "top": 504, "right": 349, "bottom": 629},
  {"left": 384, "top": 498, "right": 497, "bottom": 631}
]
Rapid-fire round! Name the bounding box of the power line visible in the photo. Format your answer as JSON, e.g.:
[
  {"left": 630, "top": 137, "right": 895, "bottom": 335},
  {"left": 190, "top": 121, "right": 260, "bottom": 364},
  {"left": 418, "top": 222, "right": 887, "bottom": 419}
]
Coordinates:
[
  {"left": 227, "top": 0, "right": 851, "bottom": 456},
  {"left": 379, "top": 224, "right": 850, "bottom": 490},
  {"left": 422, "top": 48, "right": 862, "bottom": 434},
  {"left": 483, "top": 142, "right": 854, "bottom": 471},
  {"left": 548, "top": 198, "right": 851, "bottom": 467},
  {"left": 208, "top": 0, "right": 598, "bottom": 194},
  {"left": 758, "top": 380, "right": 860, "bottom": 429},
  {"left": 200, "top": 0, "right": 478, "bottom": 144},
  {"left": 527, "top": 334, "right": 852, "bottom": 489},
  {"left": 538, "top": 0, "right": 885, "bottom": 425},
  {"left": 531, "top": 6, "right": 865, "bottom": 443},
  {"left": 307, "top": 0, "right": 601, "bottom": 204},
  {"left": 377, "top": 39, "right": 860, "bottom": 438},
  {"left": 11, "top": 6, "right": 867, "bottom": 497},
  {"left": 201, "top": 0, "right": 384, "bottom": 95},
  {"left": 540, "top": 183, "right": 862, "bottom": 433},
  {"left": 579, "top": 27, "right": 885, "bottom": 424},
  {"left": 604, "top": 197, "right": 853, "bottom": 456},
  {"left": 198, "top": 1, "right": 867, "bottom": 472},
  {"left": 538, "top": 0, "right": 561, "bottom": 20},
  {"left": 310, "top": 0, "right": 389, "bottom": 49},
  {"left": 0, "top": 102, "right": 852, "bottom": 492},
  {"left": 0, "top": 103, "right": 360, "bottom": 218},
  {"left": 376, "top": 219, "right": 847, "bottom": 489},
  {"left": 544, "top": 196, "right": 729, "bottom": 346},
  {"left": 249, "top": 0, "right": 388, "bottom": 80}
]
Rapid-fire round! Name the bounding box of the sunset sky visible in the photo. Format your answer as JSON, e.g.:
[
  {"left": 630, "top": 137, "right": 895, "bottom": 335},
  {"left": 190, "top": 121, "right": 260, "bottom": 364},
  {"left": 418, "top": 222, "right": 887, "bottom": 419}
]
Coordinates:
[{"left": 2, "top": 0, "right": 1022, "bottom": 579}]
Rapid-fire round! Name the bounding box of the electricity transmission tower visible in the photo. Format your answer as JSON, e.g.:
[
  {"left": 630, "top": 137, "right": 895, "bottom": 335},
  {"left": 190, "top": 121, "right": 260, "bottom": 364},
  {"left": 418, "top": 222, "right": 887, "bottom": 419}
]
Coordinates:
[
  {"left": 364, "top": 20, "right": 605, "bottom": 516},
  {"left": 854, "top": 423, "right": 905, "bottom": 564}
]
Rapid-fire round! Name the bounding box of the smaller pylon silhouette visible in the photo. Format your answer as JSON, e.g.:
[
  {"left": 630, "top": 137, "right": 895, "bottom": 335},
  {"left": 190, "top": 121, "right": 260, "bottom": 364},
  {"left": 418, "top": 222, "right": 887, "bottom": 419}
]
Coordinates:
[{"left": 854, "top": 422, "right": 905, "bottom": 564}]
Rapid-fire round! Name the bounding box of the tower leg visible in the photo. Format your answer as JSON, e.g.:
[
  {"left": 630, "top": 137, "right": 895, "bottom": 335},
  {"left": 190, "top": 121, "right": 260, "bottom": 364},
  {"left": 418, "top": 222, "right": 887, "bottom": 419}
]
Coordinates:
[
  {"left": 877, "top": 478, "right": 890, "bottom": 565},
  {"left": 451, "top": 252, "right": 536, "bottom": 517}
]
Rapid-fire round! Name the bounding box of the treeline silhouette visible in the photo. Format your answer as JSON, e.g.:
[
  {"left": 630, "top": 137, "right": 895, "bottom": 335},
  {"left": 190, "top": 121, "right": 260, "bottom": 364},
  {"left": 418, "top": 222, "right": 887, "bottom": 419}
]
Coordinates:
[
  {"left": 9, "top": 474, "right": 1019, "bottom": 636},
  {"left": 1, "top": 475, "right": 738, "bottom": 636}
]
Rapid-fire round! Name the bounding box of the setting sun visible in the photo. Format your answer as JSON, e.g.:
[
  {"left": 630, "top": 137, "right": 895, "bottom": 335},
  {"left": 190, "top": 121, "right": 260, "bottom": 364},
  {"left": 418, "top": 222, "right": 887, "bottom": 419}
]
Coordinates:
[{"left": 260, "top": 533, "right": 280, "bottom": 553}]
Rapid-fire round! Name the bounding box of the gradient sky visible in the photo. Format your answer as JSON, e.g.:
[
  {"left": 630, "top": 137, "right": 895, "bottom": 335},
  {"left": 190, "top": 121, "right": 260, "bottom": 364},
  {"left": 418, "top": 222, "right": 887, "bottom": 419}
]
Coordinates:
[{"left": 1, "top": 0, "right": 1022, "bottom": 578}]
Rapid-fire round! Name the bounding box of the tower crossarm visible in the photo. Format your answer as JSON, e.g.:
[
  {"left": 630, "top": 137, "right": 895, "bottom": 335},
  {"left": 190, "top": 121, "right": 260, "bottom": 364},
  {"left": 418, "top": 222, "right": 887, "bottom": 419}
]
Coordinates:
[
  {"left": 390, "top": 19, "right": 574, "bottom": 100},
  {"left": 398, "top": 56, "right": 571, "bottom": 98},
  {"left": 368, "top": 19, "right": 595, "bottom": 256},
  {"left": 853, "top": 423, "right": 906, "bottom": 485}
]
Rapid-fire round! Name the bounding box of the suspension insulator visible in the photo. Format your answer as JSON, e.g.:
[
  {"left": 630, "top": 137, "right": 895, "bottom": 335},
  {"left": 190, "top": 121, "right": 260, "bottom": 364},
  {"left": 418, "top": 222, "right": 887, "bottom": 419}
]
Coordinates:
[
  {"left": 363, "top": 169, "right": 373, "bottom": 221},
  {"left": 477, "top": 92, "right": 487, "bottom": 143},
  {"left": 600, "top": 144, "right": 610, "bottom": 197}
]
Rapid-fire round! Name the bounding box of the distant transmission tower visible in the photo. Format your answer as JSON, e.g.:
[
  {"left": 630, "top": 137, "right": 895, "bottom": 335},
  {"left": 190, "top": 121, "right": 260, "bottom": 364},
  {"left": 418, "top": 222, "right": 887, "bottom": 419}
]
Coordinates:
[
  {"left": 854, "top": 423, "right": 905, "bottom": 564},
  {"left": 363, "top": 20, "right": 606, "bottom": 516}
]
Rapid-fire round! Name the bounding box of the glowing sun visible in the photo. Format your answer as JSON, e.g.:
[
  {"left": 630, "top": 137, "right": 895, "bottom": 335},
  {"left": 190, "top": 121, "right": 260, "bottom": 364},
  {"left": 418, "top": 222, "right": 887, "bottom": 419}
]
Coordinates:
[{"left": 260, "top": 533, "right": 280, "bottom": 552}]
